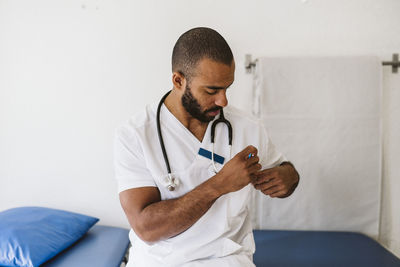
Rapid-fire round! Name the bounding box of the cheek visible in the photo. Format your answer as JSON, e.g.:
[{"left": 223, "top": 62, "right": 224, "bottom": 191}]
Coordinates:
[
  {"left": 201, "top": 96, "right": 218, "bottom": 109},
  {"left": 193, "top": 91, "right": 211, "bottom": 107}
]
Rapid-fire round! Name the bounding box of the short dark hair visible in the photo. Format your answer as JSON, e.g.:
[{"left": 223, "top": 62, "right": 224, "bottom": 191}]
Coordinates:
[{"left": 172, "top": 27, "right": 234, "bottom": 82}]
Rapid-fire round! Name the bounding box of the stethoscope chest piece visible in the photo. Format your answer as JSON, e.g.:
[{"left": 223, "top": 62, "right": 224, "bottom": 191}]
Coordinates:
[
  {"left": 168, "top": 185, "right": 175, "bottom": 191},
  {"left": 165, "top": 173, "right": 179, "bottom": 191}
]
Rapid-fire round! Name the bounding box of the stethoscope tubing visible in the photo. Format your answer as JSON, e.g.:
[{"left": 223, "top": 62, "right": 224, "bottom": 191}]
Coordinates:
[
  {"left": 156, "top": 91, "right": 173, "bottom": 175},
  {"left": 157, "top": 90, "right": 233, "bottom": 190}
]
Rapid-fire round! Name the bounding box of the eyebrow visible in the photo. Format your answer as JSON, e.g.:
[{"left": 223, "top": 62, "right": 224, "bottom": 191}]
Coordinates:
[
  {"left": 206, "top": 86, "right": 226, "bottom": 90},
  {"left": 205, "top": 82, "right": 234, "bottom": 90}
]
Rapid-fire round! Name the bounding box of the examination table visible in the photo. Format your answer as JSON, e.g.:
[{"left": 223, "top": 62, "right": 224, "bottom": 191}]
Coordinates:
[
  {"left": 253, "top": 230, "right": 400, "bottom": 266},
  {"left": 38, "top": 227, "right": 400, "bottom": 266},
  {"left": 41, "top": 225, "right": 130, "bottom": 267}
]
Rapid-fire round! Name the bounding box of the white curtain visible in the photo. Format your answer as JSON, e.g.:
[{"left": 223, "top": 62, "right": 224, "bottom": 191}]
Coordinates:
[{"left": 251, "top": 56, "right": 382, "bottom": 239}]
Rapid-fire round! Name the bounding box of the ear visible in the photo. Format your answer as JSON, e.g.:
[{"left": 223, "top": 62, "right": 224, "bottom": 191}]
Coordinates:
[{"left": 172, "top": 71, "right": 186, "bottom": 92}]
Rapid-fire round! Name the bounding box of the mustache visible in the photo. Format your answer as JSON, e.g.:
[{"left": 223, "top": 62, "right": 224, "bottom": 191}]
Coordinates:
[{"left": 205, "top": 106, "right": 221, "bottom": 113}]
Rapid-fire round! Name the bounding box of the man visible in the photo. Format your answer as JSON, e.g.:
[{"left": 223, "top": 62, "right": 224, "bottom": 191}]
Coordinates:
[{"left": 114, "top": 27, "right": 299, "bottom": 267}]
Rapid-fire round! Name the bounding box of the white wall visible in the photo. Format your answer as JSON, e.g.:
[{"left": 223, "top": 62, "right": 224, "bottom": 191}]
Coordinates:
[
  {"left": 0, "top": 0, "right": 399, "bottom": 256},
  {"left": 381, "top": 68, "right": 400, "bottom": 256}
]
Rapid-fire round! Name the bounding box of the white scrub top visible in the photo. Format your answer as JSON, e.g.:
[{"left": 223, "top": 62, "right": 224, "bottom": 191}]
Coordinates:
[{"left": 114, "top": 103, "right": 286, "bottom": 267}]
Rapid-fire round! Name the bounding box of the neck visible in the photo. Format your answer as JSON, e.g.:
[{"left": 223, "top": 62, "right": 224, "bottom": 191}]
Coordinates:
[{"left": 164, "top": 90, "right": 208, "bottom": 142}]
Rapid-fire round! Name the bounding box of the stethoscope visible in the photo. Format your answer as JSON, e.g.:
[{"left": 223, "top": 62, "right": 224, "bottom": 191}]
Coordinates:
[{"left": 156, "top": 90, "right": 233, "bottom": 191}]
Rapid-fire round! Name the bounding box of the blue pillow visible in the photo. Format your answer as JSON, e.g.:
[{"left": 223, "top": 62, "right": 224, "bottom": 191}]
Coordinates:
[{"left": 0, "top": 206, "right": 99, "bottom": 267}]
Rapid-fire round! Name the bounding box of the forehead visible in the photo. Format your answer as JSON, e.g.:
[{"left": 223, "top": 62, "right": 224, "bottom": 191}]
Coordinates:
[{"left": 192, "top": 58, "right": 235, "bottom": 85}]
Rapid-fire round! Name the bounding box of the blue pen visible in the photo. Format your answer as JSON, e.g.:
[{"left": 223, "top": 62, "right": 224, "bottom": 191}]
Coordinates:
[{"left": 248, "top": 153, "right": 254, "bottom": 159}]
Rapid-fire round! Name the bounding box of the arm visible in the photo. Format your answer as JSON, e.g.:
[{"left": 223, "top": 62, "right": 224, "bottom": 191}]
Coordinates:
[
  {"left": 252, "top": 161, "right": 299, "bottom": 198},
  {"left": 119, "top": 145, "right": 261, "bottom": 243}
]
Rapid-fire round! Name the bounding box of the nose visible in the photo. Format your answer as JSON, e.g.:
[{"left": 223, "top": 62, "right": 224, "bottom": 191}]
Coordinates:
[{"left": 215, "top": 90, "right": 228, "bottom": 107}]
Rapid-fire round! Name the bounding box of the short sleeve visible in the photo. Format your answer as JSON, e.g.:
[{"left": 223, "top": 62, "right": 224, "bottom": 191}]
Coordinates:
[
  {"left": 113, "top": 126, "right": 157, "bottom": 193},
  {"left": 258, "top": 124, "right": 287, "bottom": 169}
]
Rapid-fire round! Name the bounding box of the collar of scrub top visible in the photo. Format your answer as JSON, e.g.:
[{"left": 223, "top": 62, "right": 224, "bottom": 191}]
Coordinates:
[{"left": 156, "top": 90, "right": 233, "bottom": 191}]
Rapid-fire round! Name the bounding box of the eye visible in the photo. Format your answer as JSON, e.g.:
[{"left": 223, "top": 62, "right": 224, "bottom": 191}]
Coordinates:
[{"left": 206, "top": 89, "right": 218, "bottom": 95}]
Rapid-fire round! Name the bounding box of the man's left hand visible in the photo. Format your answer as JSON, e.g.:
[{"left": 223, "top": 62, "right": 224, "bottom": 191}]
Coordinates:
[{"left": 251, "top": 162, "right": 299, "bottom": 198}]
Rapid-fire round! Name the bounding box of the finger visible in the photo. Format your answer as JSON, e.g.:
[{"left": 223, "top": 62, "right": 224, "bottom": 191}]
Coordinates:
[
  {"left": 270, "top": 190, "right": 288, "bottom": 198},
  {"left": 250, "top": 175, "right": 258, "bottom": 184},
  {"left": 253, "top": 178, "right": 274, "bottom": 188},
  {"left": 254, "top": 180, "right": 273, "bottom": 190},
  {"left": 262, "top": 185, "right": 285, "bottom": 196},
  {"left": 264, "top": 178, "right": 282, "bottom": 189},
  {"left": 249, "top": 163, "right": 262, "bottom": 174},
  {"left": 255, "top": 175, "right": 274, "bottom": 184},
  {"left": 258, "top": 181, "right": 282, "bottom": 192},
  {"left": 253, "top": 173, "right": 276, "bottom": 186},
  {"left": 255, "top": 167, "right": 276, "bottom": 178},
  {"left": 245, "top": 152, "right": 258, "bottom": 161},
  {"left": 248, "top": 166, "right": 262, "bottom": 182},
  {"left": 246, "top": 155, "right": 260, "bottom": 167},
  {"left": 240, "top": 145, "right": 258, "bottom": 158}
]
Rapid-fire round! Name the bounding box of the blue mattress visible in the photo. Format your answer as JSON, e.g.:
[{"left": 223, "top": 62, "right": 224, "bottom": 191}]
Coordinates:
[
  {"left": 253, "top": 230, "right": 400, "bottom": 267},
  {"left": 42, "top": 225, "right": 130, "bottom": 267}
]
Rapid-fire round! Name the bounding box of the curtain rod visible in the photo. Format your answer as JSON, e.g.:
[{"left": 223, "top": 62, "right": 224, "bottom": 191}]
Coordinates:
[{"left": 245, "top": 53, "right": 399, "bottom": 74}]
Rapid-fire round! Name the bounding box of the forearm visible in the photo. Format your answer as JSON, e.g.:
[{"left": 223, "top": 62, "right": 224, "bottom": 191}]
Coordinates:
[
  {"left": 136, "top": 175, "right": 223, "bottom": 242},
  {"left": 125, "top": 146, "right": 260, "bottom": 243}
]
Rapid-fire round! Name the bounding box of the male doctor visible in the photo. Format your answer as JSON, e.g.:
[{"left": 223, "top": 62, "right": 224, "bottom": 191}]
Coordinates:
[{"left": 114, "top": 27, "right": 299, "bottom": 267}]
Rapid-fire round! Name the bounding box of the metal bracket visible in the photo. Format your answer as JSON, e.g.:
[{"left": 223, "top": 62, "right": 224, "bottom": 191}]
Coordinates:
[
  {"left": 382, "top": 53, "right": 399, "bottom": 73},
  {"left": 245, "top": 54, "right": 256, "bottom": 73}
]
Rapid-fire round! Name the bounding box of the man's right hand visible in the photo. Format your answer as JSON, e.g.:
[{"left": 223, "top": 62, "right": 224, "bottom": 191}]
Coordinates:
[{"left": 216, "top": 145, "right": 261, "bottom": 195}]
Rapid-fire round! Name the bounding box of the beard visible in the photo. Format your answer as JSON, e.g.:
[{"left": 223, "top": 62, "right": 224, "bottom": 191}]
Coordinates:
[{"left": 181, "top": 85, "right": 220, "bottom": 123}]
